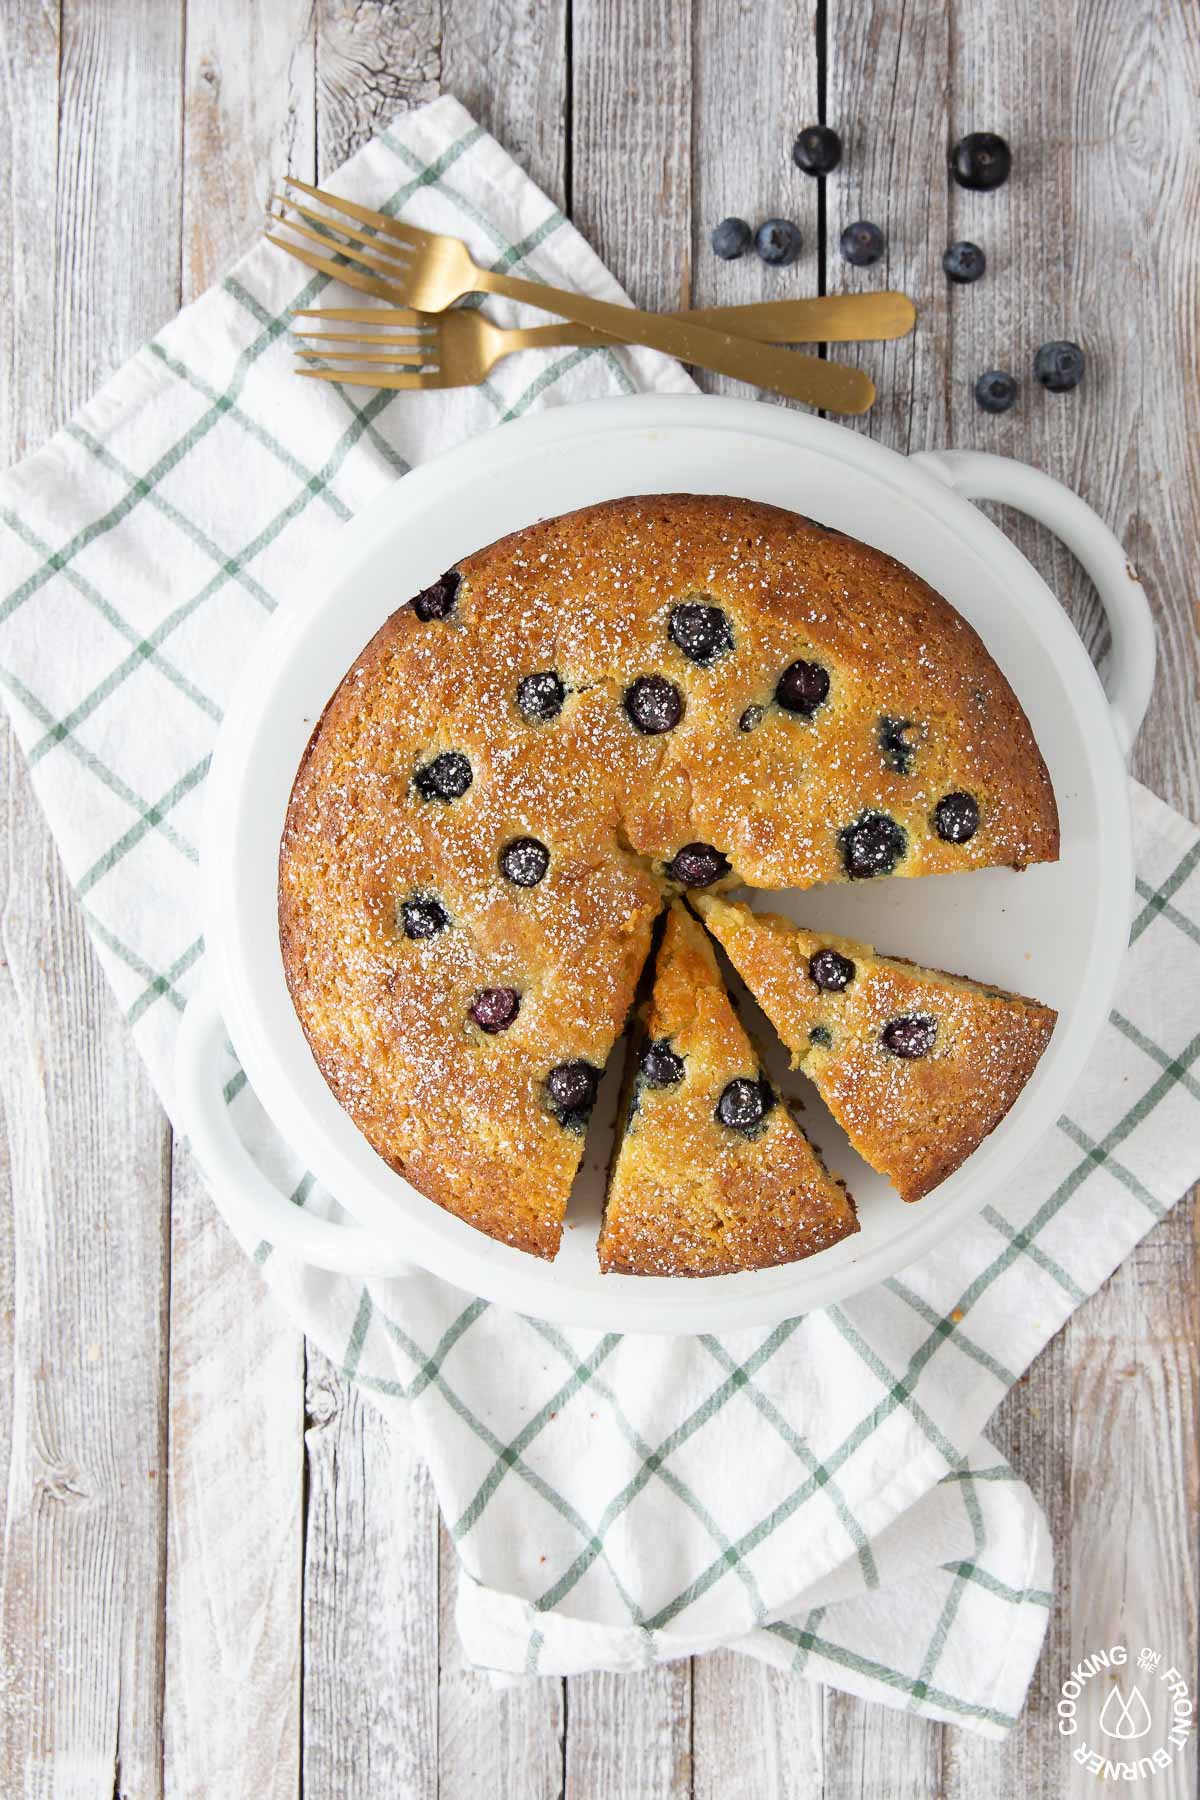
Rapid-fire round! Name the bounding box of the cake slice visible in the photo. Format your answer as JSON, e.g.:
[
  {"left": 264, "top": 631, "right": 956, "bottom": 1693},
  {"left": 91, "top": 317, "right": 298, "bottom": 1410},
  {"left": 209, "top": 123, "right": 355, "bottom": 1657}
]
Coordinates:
[
  {"left": 598, "top": 903, "right": 859, "bottom": 1276},
  {"left": 695, "top": 896, "right": 1057, "bottom": 1203}
]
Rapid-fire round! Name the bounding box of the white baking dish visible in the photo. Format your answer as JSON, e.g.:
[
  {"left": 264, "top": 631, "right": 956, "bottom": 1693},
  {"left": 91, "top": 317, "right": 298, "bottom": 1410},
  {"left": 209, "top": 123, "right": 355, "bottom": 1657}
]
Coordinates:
[{"left": 175, "top": 394, "right": 1154, "bottom": 1333}]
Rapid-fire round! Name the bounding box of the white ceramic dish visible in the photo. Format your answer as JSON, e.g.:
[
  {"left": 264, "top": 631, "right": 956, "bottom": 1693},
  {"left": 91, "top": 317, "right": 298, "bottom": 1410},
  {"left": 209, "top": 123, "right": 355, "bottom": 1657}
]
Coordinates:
[{"left": 175, "top": 394, "right": 1154, "bottom": 1333}]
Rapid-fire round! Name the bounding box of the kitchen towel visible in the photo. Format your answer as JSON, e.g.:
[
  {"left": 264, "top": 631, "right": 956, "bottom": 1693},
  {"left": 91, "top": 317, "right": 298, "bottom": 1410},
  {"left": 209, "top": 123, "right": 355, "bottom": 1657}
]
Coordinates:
[{"left": 2, "top": 93, "right": 1198, "bottom": 1737}]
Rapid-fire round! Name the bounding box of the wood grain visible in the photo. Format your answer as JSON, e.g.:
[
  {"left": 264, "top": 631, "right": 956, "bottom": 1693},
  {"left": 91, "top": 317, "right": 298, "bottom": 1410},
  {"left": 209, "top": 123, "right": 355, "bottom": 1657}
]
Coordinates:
[
  {"left": 0, "top": 2, "right": 182, "bottom": 1795},
  {"left": 692, "top": 1653, "right": 824, "bottom": 1798},
  {"left": 159, "top": 10, "right": 314, "bottom": 1796}
]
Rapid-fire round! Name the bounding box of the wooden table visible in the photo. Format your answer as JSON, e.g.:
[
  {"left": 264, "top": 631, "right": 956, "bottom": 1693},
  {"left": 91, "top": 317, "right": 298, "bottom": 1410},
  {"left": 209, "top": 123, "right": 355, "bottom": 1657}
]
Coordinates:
[{"left": 1, "top": 3, "right": 1196, "bottom": 1795}]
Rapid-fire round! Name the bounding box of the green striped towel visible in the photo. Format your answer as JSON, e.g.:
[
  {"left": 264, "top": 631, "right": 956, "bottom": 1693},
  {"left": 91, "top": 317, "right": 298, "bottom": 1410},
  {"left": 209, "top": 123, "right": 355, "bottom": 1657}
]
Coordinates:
[{"left": 1, "top": 95, "right": 1197, "bottom": 1737}]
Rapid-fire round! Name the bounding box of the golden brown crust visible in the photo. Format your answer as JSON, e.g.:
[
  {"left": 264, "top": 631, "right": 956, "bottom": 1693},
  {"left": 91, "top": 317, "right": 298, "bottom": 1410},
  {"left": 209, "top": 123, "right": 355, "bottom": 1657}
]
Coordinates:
[
  {"left": 597, "top": 905, "right": 859, "bottom": 1275},
  {"left": 696, "top": 897, "right": 1057, "bottom": 1202},
  {"left": 279, "top": 494, "right": 1059, "bottom": 1260}
]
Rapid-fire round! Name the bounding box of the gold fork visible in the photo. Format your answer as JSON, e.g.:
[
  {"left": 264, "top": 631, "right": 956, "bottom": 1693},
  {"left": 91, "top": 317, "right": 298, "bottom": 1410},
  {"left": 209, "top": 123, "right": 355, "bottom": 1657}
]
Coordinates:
[
  {"left": 291, "top": 283, "right": 916, "bottom": 383},
  {"left": 267, "top": 179, "right": 876, "bottom": 415}
]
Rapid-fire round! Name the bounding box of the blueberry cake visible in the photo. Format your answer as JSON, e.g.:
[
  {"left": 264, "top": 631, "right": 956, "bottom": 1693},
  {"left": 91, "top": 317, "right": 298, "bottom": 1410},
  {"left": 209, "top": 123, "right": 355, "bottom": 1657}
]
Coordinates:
[
  {"left": 598, "top": 904, "right": 859, "bottom": 1275},
  {"left": 278, "top": 493, "right": 1059, "bottom": 1263},
  {"left": 696, "top": 896, "right": 1057, "bottom": 1202}
]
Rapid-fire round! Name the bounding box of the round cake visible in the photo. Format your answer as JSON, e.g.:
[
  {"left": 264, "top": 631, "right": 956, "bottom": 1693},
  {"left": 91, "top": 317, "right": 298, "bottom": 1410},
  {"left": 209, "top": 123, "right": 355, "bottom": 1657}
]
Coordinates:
[{"left": 278, "top": 493, "right": 1059, "bottom": 1262}]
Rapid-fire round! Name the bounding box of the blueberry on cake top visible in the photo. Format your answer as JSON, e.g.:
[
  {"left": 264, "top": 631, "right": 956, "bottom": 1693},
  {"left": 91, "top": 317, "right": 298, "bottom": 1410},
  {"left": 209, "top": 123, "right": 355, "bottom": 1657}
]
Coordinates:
[
  {"left": 695, "top": 896, "right": 1057, "bottom": 1202},
  {"left": 278, "top": 494, "right": 1059, "bottom": 1263},
  {"left": 597, "top": 904, "right": 858, "bottom": 1275}
]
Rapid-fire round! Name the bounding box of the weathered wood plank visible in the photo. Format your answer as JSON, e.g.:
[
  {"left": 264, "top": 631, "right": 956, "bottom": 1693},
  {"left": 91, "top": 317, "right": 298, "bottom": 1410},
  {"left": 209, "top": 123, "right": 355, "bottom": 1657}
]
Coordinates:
[
  {"left": 565, "top": 1666, "right": 692, "bottom": 1800},
  {"left": 159, "top": 10, "right": 314, "bottom": 1796},
  {"left": 442, "top": 0, "right": 568, "bottom": 208},
  {"left": 315, "top": 0, "right": 440, "bottom": 171},
  {"left": 301, "top": 1350, "right": 439, "bottom": 1800},
  {"left": 0, "top": 2, "right": 183, "bottom": 1795},
  {"left": 693, "top": 1652, "right": 823, "bottom": 1799},
  {"left": 437, "top": 1524, "right": 567, "bottom": 1800}
]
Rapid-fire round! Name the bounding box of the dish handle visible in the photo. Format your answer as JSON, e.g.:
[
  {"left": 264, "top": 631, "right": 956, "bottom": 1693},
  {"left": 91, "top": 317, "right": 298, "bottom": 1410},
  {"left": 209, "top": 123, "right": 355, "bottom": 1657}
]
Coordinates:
[
  {"left": 910, "top": 449, "right": 1155, "bottom": 759},
  {"left": 175, "top": 988, "right": 417, "bottom": 1278}
]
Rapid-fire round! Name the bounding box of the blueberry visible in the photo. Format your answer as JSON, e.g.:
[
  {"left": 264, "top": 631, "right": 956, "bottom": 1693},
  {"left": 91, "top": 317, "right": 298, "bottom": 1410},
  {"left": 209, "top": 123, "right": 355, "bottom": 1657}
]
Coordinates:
[
  {"left": 625, "top": 674, "right": 683, "bottom": 735},
  {"left": 839, "top": 220, "right": 885, "bottom": 267},
  {"left": 882, "top": 1014, "right": 937, "bottom": 1058},
  {"left": 412, "top": 569, "right": 461, "bottom": 621},
  {"left": 809, "top": 1025, "right": 833, "bottom": 1048},
  {"left": 414, "top": 750, "right": 472, "bottom": 801},
  {"left": 839, "top": 811, "right": 907, "bottom": 880},
  {"left": 949, "top": 132, "right": 1012, "bottom": 191},
  {"left": 499, "top": 836, "right": 550, "bottom": 887},
  {"left": 755, "top": 219, "right": 803, "bottom": 266},
  {"left": 711, "top": 217, "right": 752, "bottom": 260},
  {"left": 943, "top": 240, "right": 986, "bottom": 284},
  {"left": 640, "top": 1038, "right": 684, "bottom": 1087},
  {"left": 401, "top": 895, "right": 449, "bottom": 940},
  {"left": 666, "top": 842, "right": 732, "bottom": 888},
  {"left": 776, "top": 658, "right": 830, "bottom": 717},
  {"left": 738, "top": 704, "right": 764, "bottom": 732},
  {"left": 1034, "top": 340, "right": 1085, "bottom": 393},
  {"left": 933, "top": 791, "right": 980, "bottom": 843},
  {"left": 716, "top": 1076, "right": 774, "bottom": 1134},
  {"left": 792, "top": 124, "right": 842, "bottom": 176},
  {"left": 878, "top": 714, "right": 917, "bottom": 775},
  {"left": 517, "top": 671, "right": 565, "bottom": 723},
  {"left": 974, "top": 370, "right": 1018, "bottom": 414},
  {"left": 809, "top": 947, "right": 856, "bottom": 991},
  {"left": 470, "top": 987, "right": 520, "bottom": 1034},
  {"left": 546, "top": 1060, "right": 600, "bottom": 1129},
  {"left": 669, "top": 601, "right": 733, "bottom": 665}
]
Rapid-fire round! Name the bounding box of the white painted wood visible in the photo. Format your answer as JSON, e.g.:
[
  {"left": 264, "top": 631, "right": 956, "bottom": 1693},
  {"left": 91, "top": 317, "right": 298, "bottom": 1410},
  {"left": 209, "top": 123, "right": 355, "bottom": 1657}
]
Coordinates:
[
  {"left": 159, "top": 10, "right": 314, "bottom": 1796},
  {"left": 0, "top": 2, "right": 182, "bottom": 1795},
  {"left": 301, "top": 1350, "right": 439, "bottom": 1800},
  {"left": 693, "top": 1652, "right": 823, "bottom": 1799},
  {"left": 565, "top": 1666, "right": 693, "bottom": 1799}
]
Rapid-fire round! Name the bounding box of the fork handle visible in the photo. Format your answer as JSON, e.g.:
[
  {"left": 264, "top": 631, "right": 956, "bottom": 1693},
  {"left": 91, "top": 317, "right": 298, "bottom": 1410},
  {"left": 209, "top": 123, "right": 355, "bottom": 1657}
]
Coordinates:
[
  {"left": 499, "top": 291, "right": 915, "bottom": 349},
  {"left": 475, "top": 269, "right": 874, "bottom": 414}
]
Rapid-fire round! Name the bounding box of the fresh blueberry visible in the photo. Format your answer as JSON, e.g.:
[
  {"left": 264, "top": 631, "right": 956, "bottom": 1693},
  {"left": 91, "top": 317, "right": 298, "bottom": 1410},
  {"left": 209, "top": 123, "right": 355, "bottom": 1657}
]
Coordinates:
[
  {"left": 792, "top": 124, "right": 842, "bottom": 176},
  {"left": 881, "top": 1014, "right": 937, "bottom": 1058},
  {"left": 878, "top": 714, "right": 918, "bottom": 775},
  {"left": 1034, "top": 340, "right": 1085, "bottom": 392},
  {"left": 669, "top": 601, "right": 733, "bottom": 665},
  {"left": 934, "top": 791, "right": 980, "bottom": 843},
  {"left": 943, "top": 240, "right": 986, "bottom": 284},
  {"left": 640, "top": 1038, "right": 684, "bottom": 1087},
  {"left": 839, "top": 220, "right": 885, "bottom": 267},
  {"left": 517, "top": 671, "right": 565, "bottom": 722},
  {"left": 400, "top": 895, "right": 449, "bottom": 940},
  {"left": 625, "top": 674, "right": 684, "bottom": 735},
  {"left": 499, "top": 836, "right": 550, "bottom": 887},
  {"left": 666, "top": 843, "right": 732, "bottom": 888},
  {"left": 738, "top": 704, "right": 764, "bottom": 732},
  {"left": 470, "top": 987, "right": 520, "bottom": 1034},
  {"left": 809, "top": 1025, "right": 833, "bottom": 1048},
  {"left": 755, "top": 218, "right": 803, "bottom": 266},
  {"left": 716, "top": 1076, "right": 774, "bottom": 1134},
  {"left": 711, "top": 217, "right": 752, "bottom": 260},
  {"left": 776, "top": 658, "right": 830, "bottom": 716},
  {"left": 412, "top": 569, "right": 461, "bottom": 621},
  {"left": 546, "top": 1060, "right": 601, "bottom": 1129},
  {"left": 949, "top": 132, "right": 1012, "bottom": 191},
  {"left": 839, "top": 811, "right": 907, "bottom": 880},
  {"left": 809, "top": 948, "right": 856, "bottom": 991},
  {"left": 414, "top": 750, "right": 472, "bottom": 801},
  {"left": 974, "top": 370, "right": 1018, "bottom": 414}
]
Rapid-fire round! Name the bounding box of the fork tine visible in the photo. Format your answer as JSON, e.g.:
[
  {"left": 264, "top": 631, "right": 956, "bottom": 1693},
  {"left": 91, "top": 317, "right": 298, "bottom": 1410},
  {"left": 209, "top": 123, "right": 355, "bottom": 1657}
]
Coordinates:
[
  {"left": 296, "top": 349, "right": 432, "bottom": 366},
  {"left": 290, "top": 305, "right": 424, "bottom": 323},
  {"left": 266, "top": 233, "right": 406, "bottom": 303},
  {"left": 274, "top": 213, "right": 411, "bottom": 271},
  {"left": 282, "top": 177, "right": 433, "bottom": 247},
  {"left": 294, "top": 366, "right": 438, "bottom": 391},
  {"left": 275, "top": 196, "right": 419, "bottom": 266},
  {"left": 291, "top": 329, "right": 431, "bottom": 348}
]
